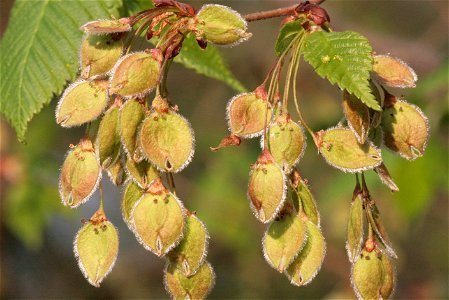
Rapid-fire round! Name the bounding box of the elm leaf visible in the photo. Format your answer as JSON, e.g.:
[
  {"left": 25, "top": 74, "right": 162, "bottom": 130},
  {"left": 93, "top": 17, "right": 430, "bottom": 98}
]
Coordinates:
[{"left": 0, "top": 0, "right": 122, "bottom": 141}]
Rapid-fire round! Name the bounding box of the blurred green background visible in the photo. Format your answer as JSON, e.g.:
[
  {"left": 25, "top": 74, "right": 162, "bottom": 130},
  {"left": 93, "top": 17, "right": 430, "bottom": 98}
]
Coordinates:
[{"left": 1, "top": 1, "right": 448, "bottom": 299}]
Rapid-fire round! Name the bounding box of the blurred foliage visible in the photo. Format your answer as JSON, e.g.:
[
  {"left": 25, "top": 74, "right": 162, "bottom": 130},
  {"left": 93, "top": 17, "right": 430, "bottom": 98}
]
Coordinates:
[
  {"left": 1, "top": 0, "right": 448, "bottom": 299},
  {"left": 1, "top": 106, "right": 75, "bottom": 250}
]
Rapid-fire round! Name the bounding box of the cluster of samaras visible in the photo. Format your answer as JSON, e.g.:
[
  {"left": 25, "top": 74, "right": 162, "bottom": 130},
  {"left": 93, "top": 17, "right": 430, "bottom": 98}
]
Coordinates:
[
  {"left": 211, "top": 22, "right": 428, "bottom": 299},
  {"left": 55, "top": 1, "right": 253, "bottom": 298},
  {"left": 53, "top": 0, "right": 430, "bottom": 298}
]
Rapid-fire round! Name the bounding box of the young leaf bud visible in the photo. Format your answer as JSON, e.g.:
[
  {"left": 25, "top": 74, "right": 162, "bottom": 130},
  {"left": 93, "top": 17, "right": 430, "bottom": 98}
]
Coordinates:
[
  {"left": 97, "top": 104, "right": 121, "bottom": 169},
  {"left": 164, "top": 261, "right": 215, "bottom": 299},
  {"left": 139, "top": 110, "right": 195, "bottom": 173},
  {"left": 109, "top": 50, "right": 161, "bottom": 98},
  {"left": 131, "top": 179, "right": 185, "bottom": 257},
  {"left": 296, "top": 3, "right": 331, "bottom": 26},
  {"left": 227, "top": 89, "right": 273, "bottom": 138},
  {"left": 121, "top": 181, "right": 144, "bottom": 230},
  {"left": 381, "top": 97, "right": 429, "bottom": 160},
  {"left": 247, "top": 150, "right": 287, "bottom": 223},
  {"left": 196, "top": 4, "right": 251, "bottom": 46},
  {"left": 262, "top": 114, "right": 306, "bottom": 172},
  {"left": 80, "top": 18, "right": 132, "bottom": 35},
  {"left": 80, "top": 34, "right": 123, "bottom": 79},
  {"left": 119, "top": 98, "right": 146, "bottom": 159},
  {"left": 56, "top": 80, "right": 109, "bottom": 127},
  {"left": 285, "top": 220, "right": 326, "bottom": 286},
  {"left": 262, "top": 203, "right": 307, "bottom": 273},
  {"left": 168, "top": 213, "right": 209, "bottom": 277},
  {"left": 59, "top": 139, "right": 101, "bottom": 208},
  {"left": 317, "top": 127, "right": 382, "bottom": 173},
  {"left": 74, "top": 217, "right": 119, "bottom": 287},
  {"left": 372, "top": 55, "right": 417, "bottom": 88},
  {"left": 342, "top": 90, "right": 371, "bottom": 144}
]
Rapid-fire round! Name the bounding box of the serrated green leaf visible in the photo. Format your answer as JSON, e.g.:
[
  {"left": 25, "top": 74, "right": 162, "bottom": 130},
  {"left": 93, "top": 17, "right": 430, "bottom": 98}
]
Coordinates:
[
  {"left": 302, "top": 31, "right": 381, "bottom": 111},
  {"left": 275, "top": 20, "right": 303, "bottom": 56},
  {"left": 175, "top": 34, "right": 246, "bottom": 93},
  {"left": 0, "top": 0, "right": 122, "bottom": 141}
]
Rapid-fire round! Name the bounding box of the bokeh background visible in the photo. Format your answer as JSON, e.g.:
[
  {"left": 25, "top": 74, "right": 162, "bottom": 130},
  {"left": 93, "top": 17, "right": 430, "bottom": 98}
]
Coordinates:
[{"left": 1, "top": 0, "right": 448, "bottom": 299}]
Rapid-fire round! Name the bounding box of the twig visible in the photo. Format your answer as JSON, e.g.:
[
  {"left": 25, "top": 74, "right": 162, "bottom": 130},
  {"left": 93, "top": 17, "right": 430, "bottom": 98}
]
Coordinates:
[{"left": 244, "top": 0, "right": 327, "bottom": 22}]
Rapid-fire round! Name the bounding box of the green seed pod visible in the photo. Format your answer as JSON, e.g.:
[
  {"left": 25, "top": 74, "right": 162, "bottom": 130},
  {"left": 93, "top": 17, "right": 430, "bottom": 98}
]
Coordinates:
[
  {"left": 374, "top": 163, "right": 399, "bottom": 192},
  {"left": 196, "top": 4, "right": 251, "bottom": 46},
  {"left": 372, "top": 55, "right": 417, "bottom": 88},
  {"left": 139, "top": 110, "right": 195, "bottom": 173},
  {"left": 59, "top": 139, "right": 101, "bottom": 208},
  {"left": 318, "top": 127, "right": 382, "bottom": 173},
  {"left": 342, "top": 90, "right": 371, "bottom": 144},
  {"left": 168, "top": 213, "right": 209, "bottom": 277},
  {"left": 285, "top": 220, "right": 326, "bottom": 286},
  {"left": 262, "top": 206, "right": 307, "bottom": 272},
  {"left": 263, "top": 114, "right": 306, "bottom": 172},
  {"left": 74, "top": 219, "right": 119, "bottom": 287},
  {"left": 346, "top": 193, "right": 364, "bottom": 263},
  {"left": 290, "top": 172, "right": 320, "bottom": 226},
  {"left": 109, "top": 51, "right": 161, "bottom": 98},
  {"left": 227, "top": 90, "right": 272, "bottom": 138},
  {"left": 97, "top": 104, "right": 121, "bottom": 168},
  {"left": 351, "top": 249, "right": 384, "bottom": 300},
  {"left": 56, "top": 80, "right": 109, "bottom": 127},
  {"left": 119, "top": 98, "right": 146, "bottom": 160},
  {"left": 380, "top": 254, "right": 396, "bottom": 299},
  {"left": 366, "top": 203, "right": 398, "bottom": 259},
  {"left": 124, "top": 157, "right": 159, "bottom": 189},
  {"left": 164, "top": 261, "right": 215, "bottom": 300},
  {"left": 80, "top": 18, "right": 132, "bottom": 35},
  {"left": 381, "top": 98, "right": 429, "bottom": 160},
  {"left": 131, "top": 179, "right": 185, "bottom": 257},
  {"left": 80, "top": 34, "right": 123, "bottom": 79},
  {"left": 247, "top": 150, "right": 287, "bottom": 223},
  {"left": 121, "top": 181, "right": 144, "bottom": 229},
  {"left": 106, "top": 153, "right": 126, "bottom": 186}
]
